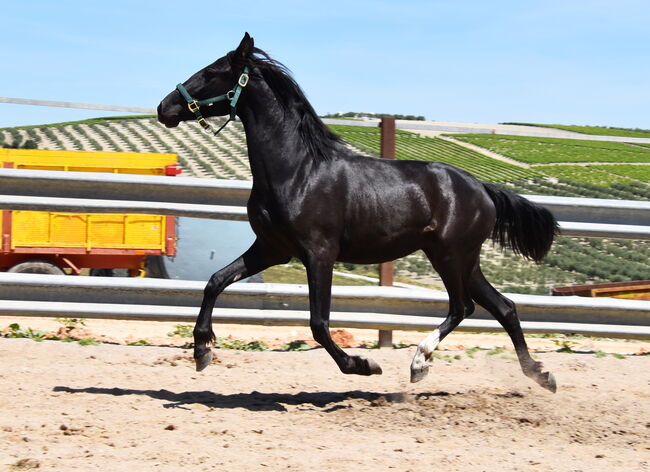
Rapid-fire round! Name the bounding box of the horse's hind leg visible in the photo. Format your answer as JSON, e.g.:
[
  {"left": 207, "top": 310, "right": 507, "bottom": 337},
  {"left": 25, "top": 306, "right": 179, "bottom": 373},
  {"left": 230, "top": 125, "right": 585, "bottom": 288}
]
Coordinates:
[
  {"left": 193, "top": 239, "right": 289, "bottom": 371},
  {"left": 304, "top": 253, "right": 382, "bottom": 376},
  {"left": 469, "top": 267, "right": 557, "bottom": 393},
  {"left": 411, "top": 246, "right": 477, "bottom": 383}
]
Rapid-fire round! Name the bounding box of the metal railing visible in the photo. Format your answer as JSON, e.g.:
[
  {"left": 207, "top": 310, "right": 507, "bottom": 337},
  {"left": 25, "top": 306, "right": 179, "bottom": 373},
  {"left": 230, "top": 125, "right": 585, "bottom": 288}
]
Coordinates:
[
  {"left": 0, "top": 169, "right": 648, "bottom": 339},
  {"left": 0, "top": 168, "right": 649, "bottom": 238},
  {"left": 0, "top": 273, "right": 648, "bottom": 338}
]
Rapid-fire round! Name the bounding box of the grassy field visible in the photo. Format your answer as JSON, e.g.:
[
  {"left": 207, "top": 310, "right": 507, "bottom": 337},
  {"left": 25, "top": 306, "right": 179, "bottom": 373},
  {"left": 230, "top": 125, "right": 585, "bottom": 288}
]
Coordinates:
[
  {"left": 534, "top": 165, "right": 638, "bottom": 186},
  {"left": 505, "top": 178, "right": 650, "bottom": 201},
  {"left": 450, "top": 134, "right": 650, "bottom": 164},
  {"left": 330, "top": 125, "right": 539, "bottom": 182},
  {"left": 591, "top": 164, "right": 650, "bottom": 182},
  {"left": 502, "top": 122, "right": 650, "bottom": 139}
]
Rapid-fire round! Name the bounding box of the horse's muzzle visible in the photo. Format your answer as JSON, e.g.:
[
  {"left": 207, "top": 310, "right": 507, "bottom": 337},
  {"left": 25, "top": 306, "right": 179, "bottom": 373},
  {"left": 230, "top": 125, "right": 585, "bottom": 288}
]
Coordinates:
[{"left": 157, "top": 99, "right": 182, "bottom": 128}]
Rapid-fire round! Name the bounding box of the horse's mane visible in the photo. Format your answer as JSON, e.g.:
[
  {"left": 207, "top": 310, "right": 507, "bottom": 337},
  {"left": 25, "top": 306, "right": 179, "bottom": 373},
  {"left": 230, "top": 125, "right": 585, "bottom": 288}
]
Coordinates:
[{"left": 247, "top": 47, "right": 343, "bottom": 160}]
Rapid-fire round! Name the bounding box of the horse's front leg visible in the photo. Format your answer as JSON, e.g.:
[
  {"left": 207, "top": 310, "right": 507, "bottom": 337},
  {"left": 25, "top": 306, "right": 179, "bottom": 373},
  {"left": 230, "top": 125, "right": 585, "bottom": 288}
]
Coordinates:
[
  {"left": 304, "top": 254, "right": 382, "bottom": 376},
  {"left": 194, "top": 239, "right": 287, "bottom": 371}
]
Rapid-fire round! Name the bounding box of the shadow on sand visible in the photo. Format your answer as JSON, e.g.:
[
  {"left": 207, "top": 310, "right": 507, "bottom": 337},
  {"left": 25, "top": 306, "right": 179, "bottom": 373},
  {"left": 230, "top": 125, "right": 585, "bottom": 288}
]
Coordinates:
[{"left": 52, "top": 386, "right": 458, "bottom": 412}]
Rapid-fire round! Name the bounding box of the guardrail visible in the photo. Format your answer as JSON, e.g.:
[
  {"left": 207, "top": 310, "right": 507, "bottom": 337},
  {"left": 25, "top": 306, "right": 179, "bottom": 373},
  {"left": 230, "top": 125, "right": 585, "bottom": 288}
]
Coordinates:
[
  {"left": 0, "top": 169, "right": 649, "bottom": 239},
  {"left": 1, "top": 194, "right": 647, "bottom": 238},
  {"left": 0, "top": 273, "right": 648, "bottom": 339},
  {"left": 0, "top": 168, "right": 251, "bottom": 205},
  {"left": 0, "top": 169, "right": 648, "bottom": 339},
  {"left": 0, "top": 194, "right": 249, "bottom": 221}
]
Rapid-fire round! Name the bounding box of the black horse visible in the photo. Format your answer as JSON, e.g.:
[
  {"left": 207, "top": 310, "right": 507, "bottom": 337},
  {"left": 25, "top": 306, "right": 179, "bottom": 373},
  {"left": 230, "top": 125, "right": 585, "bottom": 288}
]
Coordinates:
[{"left": 158, "top": 33, "right": 559, "bottom": 392}]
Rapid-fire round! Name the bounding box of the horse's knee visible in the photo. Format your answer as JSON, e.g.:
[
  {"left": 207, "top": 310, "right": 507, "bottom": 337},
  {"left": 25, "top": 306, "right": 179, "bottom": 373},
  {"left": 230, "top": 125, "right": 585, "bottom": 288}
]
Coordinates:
[{"left": 204, "top": 273, "right": 228, "bottom": 297}]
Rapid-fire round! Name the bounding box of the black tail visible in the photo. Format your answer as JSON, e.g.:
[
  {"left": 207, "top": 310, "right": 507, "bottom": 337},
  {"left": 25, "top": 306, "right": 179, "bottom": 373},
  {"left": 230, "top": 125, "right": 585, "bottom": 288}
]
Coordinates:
[{"left": 483, "top": 183, "right": 559, "bottom": 263}]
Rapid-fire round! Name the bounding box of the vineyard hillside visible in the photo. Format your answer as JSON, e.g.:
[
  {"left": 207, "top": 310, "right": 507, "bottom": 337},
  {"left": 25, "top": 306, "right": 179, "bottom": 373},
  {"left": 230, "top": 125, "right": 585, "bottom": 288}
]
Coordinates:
[{"left": 1, "top": 116, "right": 648, "bottom": 294}]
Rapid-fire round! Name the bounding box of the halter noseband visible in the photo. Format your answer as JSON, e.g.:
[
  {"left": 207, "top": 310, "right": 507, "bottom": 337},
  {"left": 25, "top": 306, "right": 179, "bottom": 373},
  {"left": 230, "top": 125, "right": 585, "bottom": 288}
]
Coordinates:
[{"left": 176, "top": 66, "right": 250, "bottom": 136}]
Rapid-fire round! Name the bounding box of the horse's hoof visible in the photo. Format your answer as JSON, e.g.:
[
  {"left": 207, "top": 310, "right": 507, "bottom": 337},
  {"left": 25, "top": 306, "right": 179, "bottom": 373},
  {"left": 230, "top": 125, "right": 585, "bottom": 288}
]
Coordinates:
[
  {"left": 365, "top": 357, "right": 383, "bottom": 375},
  {"left": 194, "top": 349, "right": 213, "bottom": 372},
  {"left": 410, "top": 363, "right": 429, "bottom": 383},
  {"left": 344, "top": 356, "right": 383, "bottom": 375},
  {"left": 540, "top": 371, "right": 557, "bottom": 393}
]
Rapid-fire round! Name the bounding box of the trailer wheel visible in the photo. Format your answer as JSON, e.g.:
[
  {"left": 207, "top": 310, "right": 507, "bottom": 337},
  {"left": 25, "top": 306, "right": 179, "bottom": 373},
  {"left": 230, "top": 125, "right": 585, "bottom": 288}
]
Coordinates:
[{"left": 8, "top": 260, "right": 65, "bottom": 275}]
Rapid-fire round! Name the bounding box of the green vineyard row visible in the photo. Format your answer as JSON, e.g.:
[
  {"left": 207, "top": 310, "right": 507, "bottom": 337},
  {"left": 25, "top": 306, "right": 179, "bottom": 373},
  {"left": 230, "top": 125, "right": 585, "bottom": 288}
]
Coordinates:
[
  {"left": 450, "top": 133, "right": 650, "bottom": 164},
  {"left": 331, "top": 127, "right": 538, "bottom": 182}
]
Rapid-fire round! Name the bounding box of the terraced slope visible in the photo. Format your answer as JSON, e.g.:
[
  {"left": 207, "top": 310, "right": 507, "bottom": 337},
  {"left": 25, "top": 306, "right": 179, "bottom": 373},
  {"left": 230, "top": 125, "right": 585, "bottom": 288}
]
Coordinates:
[
  {"left": 448, "top": 134, "right": 650, "bottom": 200},
  {"left": 0, "top": 117, "right": 252, "bottom": 180},
  {"left": 451, "top": 134, "right": 650, "bottom": 164}
]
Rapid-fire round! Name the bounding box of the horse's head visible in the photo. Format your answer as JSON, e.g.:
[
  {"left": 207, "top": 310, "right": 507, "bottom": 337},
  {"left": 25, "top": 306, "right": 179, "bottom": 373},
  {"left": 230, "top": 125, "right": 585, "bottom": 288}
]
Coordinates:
[{"left": 157, "top": 33, "right": 254, "bottom": 129}]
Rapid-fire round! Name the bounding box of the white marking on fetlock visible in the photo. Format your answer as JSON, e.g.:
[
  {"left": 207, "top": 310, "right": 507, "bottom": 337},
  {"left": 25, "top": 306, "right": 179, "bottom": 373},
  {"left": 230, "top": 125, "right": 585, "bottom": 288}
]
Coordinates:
[
  {"left": 417, "top": 329, "right": 441, "bottom": 361},
  {"left": 410, "top": 329, "right": 440, "bottom": 382}
]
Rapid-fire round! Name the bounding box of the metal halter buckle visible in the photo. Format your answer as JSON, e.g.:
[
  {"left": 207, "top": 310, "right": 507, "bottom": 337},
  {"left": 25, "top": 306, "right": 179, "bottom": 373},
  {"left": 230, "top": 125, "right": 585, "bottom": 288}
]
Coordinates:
[
  {"left": 197, "top": 117, "right": 210, "bottom": 129},
  {"left": 238, "top": 73, "right": 249, "bottom": 88},
  {"left": 188, "top": 101, "right": 200, "bottom": 113}
]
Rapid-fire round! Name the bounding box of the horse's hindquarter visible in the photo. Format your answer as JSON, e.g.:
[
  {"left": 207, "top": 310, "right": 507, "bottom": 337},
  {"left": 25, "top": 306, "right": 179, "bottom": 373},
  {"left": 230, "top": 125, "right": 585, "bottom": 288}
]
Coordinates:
[{"left": 339, "top": 158, "right": 495, "bottom": 260}]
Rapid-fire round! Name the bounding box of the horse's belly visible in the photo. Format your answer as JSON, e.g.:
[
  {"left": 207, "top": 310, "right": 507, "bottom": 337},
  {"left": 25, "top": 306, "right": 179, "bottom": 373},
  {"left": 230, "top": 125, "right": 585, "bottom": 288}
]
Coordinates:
[{"left": 338, "top": 232, "right": 425, "bottom": 264}]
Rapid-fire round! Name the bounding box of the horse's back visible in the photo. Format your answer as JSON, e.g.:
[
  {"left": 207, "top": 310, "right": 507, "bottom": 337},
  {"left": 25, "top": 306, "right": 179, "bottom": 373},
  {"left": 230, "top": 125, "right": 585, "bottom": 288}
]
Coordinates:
[{"left": 339, "top": 154, "right": 493, "bottom": 216}]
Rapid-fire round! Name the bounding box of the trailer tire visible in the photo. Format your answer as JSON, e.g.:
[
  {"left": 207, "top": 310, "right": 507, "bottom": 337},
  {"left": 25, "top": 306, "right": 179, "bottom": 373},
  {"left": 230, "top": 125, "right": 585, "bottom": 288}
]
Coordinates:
[
  {"left": 144, "top": 256, "right": 169, "bottom": 279},
  {"left": 8, "top": 260, "right": 65, "bottom": 275}
]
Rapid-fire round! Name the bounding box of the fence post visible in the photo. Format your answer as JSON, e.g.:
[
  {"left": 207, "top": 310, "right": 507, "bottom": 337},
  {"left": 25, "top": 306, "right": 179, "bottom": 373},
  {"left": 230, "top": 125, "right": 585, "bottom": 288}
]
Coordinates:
[{"left": 378, "top": 117, "right": 396, "bottom": 348}]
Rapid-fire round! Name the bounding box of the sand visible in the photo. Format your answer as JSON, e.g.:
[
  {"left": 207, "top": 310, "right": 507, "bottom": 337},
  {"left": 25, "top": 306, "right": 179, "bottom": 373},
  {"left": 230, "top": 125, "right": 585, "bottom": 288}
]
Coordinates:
[{"left": 1, "top": 316, "right": 649, "bottom": 471}]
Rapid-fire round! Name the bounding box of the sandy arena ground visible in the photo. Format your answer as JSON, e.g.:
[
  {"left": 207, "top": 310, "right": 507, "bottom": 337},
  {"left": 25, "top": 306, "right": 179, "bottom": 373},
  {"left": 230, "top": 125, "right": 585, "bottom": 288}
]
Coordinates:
[{"left": 0, "top": 317, "right": 649, "bottom": 472}]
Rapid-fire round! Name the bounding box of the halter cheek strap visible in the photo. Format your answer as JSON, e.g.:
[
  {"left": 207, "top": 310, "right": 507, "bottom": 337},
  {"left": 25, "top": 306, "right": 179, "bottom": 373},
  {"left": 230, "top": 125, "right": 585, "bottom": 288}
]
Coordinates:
[{"left": 176, "top": 66, "right": 250, "bottom": 136}]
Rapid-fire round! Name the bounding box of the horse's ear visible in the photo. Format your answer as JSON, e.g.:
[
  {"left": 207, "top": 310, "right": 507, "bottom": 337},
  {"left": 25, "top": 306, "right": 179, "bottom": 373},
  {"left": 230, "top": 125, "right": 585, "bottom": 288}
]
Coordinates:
[{"left": 234, "top": 32, "right": 254, "bottom": 61}]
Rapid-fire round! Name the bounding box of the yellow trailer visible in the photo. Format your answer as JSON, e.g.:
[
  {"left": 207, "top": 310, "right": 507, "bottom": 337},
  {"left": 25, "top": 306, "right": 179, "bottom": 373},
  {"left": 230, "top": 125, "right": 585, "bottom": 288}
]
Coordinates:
[
  {"left": 0, "top": 148, "right": 181, "bottom": 175},
  {"left": 0, "top": 148, "right": 180, "bottom": 275}
]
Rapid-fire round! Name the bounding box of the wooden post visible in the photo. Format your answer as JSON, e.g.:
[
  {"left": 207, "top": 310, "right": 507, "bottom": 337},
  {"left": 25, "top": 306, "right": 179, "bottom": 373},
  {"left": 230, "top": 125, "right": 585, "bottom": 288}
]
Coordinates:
[
  {"left": 378, "top": 329, "right": 393, "bottom": 349},
  {"left": 378, "top": 117, "right": 395, "bottom": 348},
  {"left": 379, "top": 262, "right": 394, "bottom": 287},
  {"left": 379, "top": 117, "right": 396, "bottom": 159}
]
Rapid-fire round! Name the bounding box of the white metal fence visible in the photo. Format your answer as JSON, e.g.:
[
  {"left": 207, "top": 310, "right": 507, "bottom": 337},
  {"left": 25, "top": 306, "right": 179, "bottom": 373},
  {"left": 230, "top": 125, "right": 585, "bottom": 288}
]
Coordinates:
[
  {"left": 0, "top": 273, "right": 648, "bottom": 339},
  {"left": 0, "top": 169, "right": 648, "bottom": 338},
  {"left": 0, "top": 168, "right": 649, "bottom": 238}
]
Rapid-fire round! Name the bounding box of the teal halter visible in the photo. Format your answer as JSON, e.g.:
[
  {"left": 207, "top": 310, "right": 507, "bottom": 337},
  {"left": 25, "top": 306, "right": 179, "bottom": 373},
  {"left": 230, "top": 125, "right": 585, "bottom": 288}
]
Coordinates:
[{"left": 176, "top": 66, "right": 250, "bottom": 136}]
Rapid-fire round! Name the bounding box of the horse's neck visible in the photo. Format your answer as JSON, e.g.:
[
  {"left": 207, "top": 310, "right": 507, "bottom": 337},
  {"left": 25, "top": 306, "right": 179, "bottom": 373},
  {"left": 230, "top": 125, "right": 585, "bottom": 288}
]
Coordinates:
[{"left": 238, "top": 86, "right": 319, "bottom": 187}]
